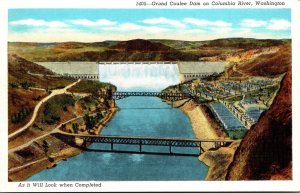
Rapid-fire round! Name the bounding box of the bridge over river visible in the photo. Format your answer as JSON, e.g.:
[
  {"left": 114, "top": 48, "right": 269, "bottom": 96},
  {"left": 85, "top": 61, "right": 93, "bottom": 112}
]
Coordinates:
[
  {"left": 111, "top": 91, "right": 191, "bottom": 101},
  {"left": 53, "top": 132, "right": 235, "bottom": 156}
]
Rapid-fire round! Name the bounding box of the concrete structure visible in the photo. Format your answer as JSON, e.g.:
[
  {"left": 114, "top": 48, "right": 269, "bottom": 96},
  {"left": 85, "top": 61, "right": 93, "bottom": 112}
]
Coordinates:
[
  {"left": 64, "top": 73, "right": 99, "bottom": 81},
  {"left": 36, "top": 62, "right": 100, "bottom": 81},
  {"left": 98, "top": 61, "right": 177, "bottom": 65},
  {"left": 177, "top": 62, "right": 227, "bottom": 82},
  {"left": 37, "top": 61, "right": 227, "bottom": 82}
]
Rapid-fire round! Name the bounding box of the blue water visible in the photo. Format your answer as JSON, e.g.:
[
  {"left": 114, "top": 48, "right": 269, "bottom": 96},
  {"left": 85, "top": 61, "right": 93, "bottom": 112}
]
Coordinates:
[{"left": 27, "top": 96, "right": 208, "bottom": 181}]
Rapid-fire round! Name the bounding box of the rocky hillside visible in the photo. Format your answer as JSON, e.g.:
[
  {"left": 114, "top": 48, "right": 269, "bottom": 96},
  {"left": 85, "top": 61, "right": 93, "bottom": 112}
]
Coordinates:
[
  {"left": 96, "top": 39, "right": 199, "bottom": 61},
  {"left": 8, "top": 54, "right": 74, "bottom": 88},
  {"left": 111, "top": 39, "right": 173, "bottom": 51},
  {"left": 8, "top": 55, "right": 75, "bottom": 133},
  {"left": 9, "top": 38, "right": 290, "bottom": 62},
  {"left": 199, "top": 38, "right": 287, "bottom": 50},
  {"left": 8, "top": 54, "right": 54, "bottom": 76},
  {"left": 226, "top": 68, "right": 292, "bottom": 180},
  {"left": 226, "top": 43, "right": 291, "bottom": 77}
]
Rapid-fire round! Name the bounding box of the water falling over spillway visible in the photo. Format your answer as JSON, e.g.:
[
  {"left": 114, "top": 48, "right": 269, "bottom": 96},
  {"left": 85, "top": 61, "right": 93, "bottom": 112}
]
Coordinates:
[{"left": 99, "top": 63, "right": 180, "bottom": 91}]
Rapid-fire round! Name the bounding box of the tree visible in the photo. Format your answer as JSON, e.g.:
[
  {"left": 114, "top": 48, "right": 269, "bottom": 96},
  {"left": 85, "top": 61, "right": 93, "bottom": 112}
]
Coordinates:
[
  {"left": 11, "top": 114, "right": 17, "bottom": 124},
  {"left": 96, "top": 112, "right": 103, "bottom": 120},
  {"left": 83, "top": 114, "right": 94, "bottom": 131},
  {"left": 42, "top": 140, "right": 50, "bottom": 156},
  {"left": 10, "top": 82, "right": 19, "bottom": 88},
  {"left": 72, "top": 123, "right": 79, "bottom": 134},
  {"left": 107, "top": 88, "right": 113, "bottom": 100}
]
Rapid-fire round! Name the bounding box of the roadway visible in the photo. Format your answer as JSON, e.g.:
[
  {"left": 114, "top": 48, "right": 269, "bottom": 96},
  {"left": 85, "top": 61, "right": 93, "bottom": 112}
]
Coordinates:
[
  {"left": 8, "top": 79, "right": 81, "bottom": 140},
  {"left": 8, "top": 115, "right": 83, "bottom": 153}
]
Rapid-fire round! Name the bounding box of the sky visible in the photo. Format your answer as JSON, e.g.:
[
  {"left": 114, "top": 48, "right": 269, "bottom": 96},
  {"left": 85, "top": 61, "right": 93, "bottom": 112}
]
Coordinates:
[{"left": 8, "top": 9, "right": 291, "bottom": 42}]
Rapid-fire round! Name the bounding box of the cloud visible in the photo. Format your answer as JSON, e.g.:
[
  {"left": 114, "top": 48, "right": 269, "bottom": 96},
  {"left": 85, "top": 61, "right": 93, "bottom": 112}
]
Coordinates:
[
  {"left": 183, "top": 18, "right": 231, "bottom": 27},
  {"left": 209, "top": 27, "right": 235, "bottom": 32},
  {"left": 118, "top": 23, "right": 143, "bottom": 31},
  {"left": 208, "top": 26, "right": 253, "bottom": 38},
  {"left": 104, "top": 23, "right": 169, "bottom": 33},
  {"left": 267, "top": 19, "right": 291, "bottom": 30},
  {"left": 8, "top": 17, "right": 290, "bottom": 42},
  {"left": 69, "top": 19, "right": 117, "bottom": 26},
  {"left": 36, "top": 27, "right": 77, "bottom": 33},
  {"left": 240, "top": 19, "right": 267, "bottom": 28},
  {"left": 10, "top": 19, "right": 69, "bottom": 28},
  {"left": 184, "top": 29, "right": 206, "bottom": 34},
  {"left": 142, "top": 17, "right": 185, "bottom": 28},
  {"left": 239, "top": 28, "right": 253, "bottom": 33}
]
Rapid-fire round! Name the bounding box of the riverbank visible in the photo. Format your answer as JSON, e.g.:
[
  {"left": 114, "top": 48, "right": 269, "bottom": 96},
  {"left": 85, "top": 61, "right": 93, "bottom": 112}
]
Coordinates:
[
  {"left": 172, "top": 99, "right": 240, "bottom": 180},
  {"left": 171, "top": 99, "right": 227, "bottom": 150},
  {"left": 8, "top": 108, "right": 117, "bottom": 181}
]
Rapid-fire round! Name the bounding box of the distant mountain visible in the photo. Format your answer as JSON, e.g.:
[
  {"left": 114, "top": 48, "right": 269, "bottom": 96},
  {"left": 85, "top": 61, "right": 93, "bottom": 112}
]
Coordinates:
[
  {"left": 97, "top": 39, "right": 199, "bottom": 61},
  {"left": 111, "top": 39, "right": 173, "bottom": 52},
  {"left": 198, "top": 38, "right": 287, "bottom": 49},
  {"left": 8, "top": 38, "right": 290, "bottom": 63},
  {"left": 152, "top": 38, "right": 288, "bottom": 50}
]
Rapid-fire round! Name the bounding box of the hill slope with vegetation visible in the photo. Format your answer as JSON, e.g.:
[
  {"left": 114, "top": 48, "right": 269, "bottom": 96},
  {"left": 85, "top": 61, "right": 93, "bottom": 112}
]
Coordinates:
[
  {"left": 9, "top": 38, "right": 290, "bottom": 62},
  {"left": 226, "top": 43, "right": 291, "bottom": 77},
  {"left": 8, "top": 55, "right": 75, "bottom": 133}
]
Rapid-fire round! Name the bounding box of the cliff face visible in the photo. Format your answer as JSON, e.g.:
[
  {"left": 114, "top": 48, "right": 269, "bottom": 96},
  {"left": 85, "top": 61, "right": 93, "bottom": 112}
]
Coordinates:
[
  {"left": 226, "top": 70, "right": 292, "bottom": 180},
  {"left": 237, "top": 44, "right": 291, "bottom": 76}
]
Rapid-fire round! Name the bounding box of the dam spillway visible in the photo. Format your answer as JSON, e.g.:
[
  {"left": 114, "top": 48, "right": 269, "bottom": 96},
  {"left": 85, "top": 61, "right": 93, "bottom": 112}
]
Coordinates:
[{"left": 98, "top": 62, "right": 180, "bottom": 91}]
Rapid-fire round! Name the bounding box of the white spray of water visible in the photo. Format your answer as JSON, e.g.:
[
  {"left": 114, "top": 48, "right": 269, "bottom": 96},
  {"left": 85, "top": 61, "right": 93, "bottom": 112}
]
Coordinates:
[{"left": 99, "top": 63, "right": 180, "bottom": 91}]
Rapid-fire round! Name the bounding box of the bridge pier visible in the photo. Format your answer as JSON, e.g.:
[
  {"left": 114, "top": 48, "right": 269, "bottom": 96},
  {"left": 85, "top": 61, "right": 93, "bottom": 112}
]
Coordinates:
[
  {"left": 111, "top": 142, "right": 114, "bottom": 151},
  {"left": 199, "top": 142, "right": 203, "bottom": 154},
  {"left": 139, "top": 141, "right": 142, "bottom": 153},
  {"left": 169, "top": 145, "right": 172, "bottom": 154}
]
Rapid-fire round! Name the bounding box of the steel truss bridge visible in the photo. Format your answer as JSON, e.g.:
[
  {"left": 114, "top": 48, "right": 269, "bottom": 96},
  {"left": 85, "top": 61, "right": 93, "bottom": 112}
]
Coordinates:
[
  {"left": 54, "top": 132, "right": 235, "bottom": 156},
  {"left": 112, "top": 91, "right": 191, "bottom": 101}
]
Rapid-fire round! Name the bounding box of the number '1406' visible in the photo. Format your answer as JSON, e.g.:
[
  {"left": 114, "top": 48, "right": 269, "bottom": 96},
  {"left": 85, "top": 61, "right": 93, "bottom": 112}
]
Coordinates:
[{"left": 136, "top": 1, "right": 147, "bottom": 6}]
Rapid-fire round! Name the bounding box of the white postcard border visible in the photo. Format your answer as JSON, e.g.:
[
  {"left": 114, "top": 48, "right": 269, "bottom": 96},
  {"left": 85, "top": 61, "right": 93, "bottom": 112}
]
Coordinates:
[{"left": 1, "top": 0, "right": 299, "bottom": 192}]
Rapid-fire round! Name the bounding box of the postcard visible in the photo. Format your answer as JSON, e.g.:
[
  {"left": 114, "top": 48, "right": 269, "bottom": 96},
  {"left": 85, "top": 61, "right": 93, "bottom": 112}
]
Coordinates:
[{"left": 0, "top": 0, "right": 299, "bottom": 192}]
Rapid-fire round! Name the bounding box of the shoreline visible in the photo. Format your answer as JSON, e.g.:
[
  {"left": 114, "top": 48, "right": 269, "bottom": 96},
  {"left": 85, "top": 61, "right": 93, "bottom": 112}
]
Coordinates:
[
  {"left": 9, "top": 97, "right": 238, "bottom": 181},
  {"left": 170, "top": 99, "right": 227, "bottom": 149},
  {"left": 172, "top": 99, "right": 240, "bottom": 181},
  {"left": 8, "top": 107, "right": 117, "bottom": 181}
]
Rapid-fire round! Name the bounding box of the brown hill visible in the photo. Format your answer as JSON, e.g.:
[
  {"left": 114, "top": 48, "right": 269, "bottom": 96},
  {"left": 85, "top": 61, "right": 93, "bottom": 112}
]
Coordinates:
[
  {"left": 238, "top": 44, "right": 290, "bottom": 76},
  {"left": 8, "top": 54, "right": 55, "bottom": 75},
  {"left": 92, "top": 39, "right": 199, "bottom": 61},
  {"left": 9, "top": 38, "right": 290, "bottom": 62},
  {"left": 95, "top": 49, "right": 199, "bottom": 61},
  {"left": 226, "top": 68, "right": 292, "bottom": 180},
  {"left": 111, "top": 39, "right": 174, "bottom": 52},
  {"left": 227, "top": 42, "right": 292, "bottom": 77},
  {"left": 8, "top": 54, "right": 75, "bottom": 89},
  {"left": 199, "top": 38, "right": 286, "bottom": 49},
  {"left": 8, "top": 55, "right": 75, "bottom": 133}
]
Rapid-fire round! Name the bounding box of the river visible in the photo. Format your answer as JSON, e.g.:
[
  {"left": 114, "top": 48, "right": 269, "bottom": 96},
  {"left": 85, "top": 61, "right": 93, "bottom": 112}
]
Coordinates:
[{"left": 27, "top": 63, "right": 208, "bottom": 180}]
